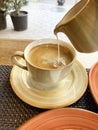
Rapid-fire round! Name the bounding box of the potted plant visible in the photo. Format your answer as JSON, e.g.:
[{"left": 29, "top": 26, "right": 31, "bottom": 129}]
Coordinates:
[
  {"left": 0, "top": 0, "right": 11, "bottom": 30},
  {"left": 57, "top": 0, "right": 65, "bottom": 6},
  {"left": 10, "top": 0, "right": 28, "bottom": 31}
]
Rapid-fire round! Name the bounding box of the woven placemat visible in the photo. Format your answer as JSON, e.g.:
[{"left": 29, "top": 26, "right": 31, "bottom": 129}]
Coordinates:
[{"left": 0, "top": 65, "right": 98, "bottom": 130}]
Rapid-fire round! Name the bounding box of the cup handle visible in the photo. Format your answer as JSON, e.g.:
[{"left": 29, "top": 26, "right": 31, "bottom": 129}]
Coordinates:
[{"left": 11, "top": 51, "right": 28, "bottom": 70}]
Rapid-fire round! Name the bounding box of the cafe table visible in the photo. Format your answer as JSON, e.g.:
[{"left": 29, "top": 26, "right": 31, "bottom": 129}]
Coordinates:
[
  {"left": 0, "top": 1, "right": 98, "bottom": 129},
  {"left": 0, "top": 38, "right": 98, "bottom": 129}
]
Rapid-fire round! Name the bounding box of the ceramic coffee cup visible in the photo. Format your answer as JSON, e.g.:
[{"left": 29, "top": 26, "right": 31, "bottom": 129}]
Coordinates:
[{"left": 11, "top": 39, "right": 76, "bottom": 90}]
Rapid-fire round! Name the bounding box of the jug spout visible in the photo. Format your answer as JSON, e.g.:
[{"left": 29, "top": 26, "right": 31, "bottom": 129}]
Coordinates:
[
  {"left": 54, "top": 0, "right": 98, "bottom": 53},
  {"left": 54, "top": 25, "right": 65, "bottom": 36}
]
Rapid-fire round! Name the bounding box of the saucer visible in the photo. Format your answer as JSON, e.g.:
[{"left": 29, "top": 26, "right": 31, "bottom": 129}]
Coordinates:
[
  {"left": 89, "top": 62, "right": 98, "bottom": 104},
  {"left": 18, "top": 108, "right": 98, "bottom": 130},
  {"left": 10, "top": 60, "right": 88, "bottom": 109}
]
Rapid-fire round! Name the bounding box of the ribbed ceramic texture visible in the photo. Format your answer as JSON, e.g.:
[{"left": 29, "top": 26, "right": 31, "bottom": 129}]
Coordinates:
[
  {"left": 54, "top": 0, "right": 98, "bottom": 52},
  {"left": 0, "top": 65, "right": 98, "bottom": 130}
]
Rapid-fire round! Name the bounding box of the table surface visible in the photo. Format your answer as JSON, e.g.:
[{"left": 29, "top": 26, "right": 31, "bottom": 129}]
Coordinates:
[
  {"left": 0, "top": 1, "right": 98, "bottom": 68},
  {"left": 0, "top": 65, "right": 98, "bottom": 130},
  {"left": 0, "top": 39, "right": 33, "bottom": 65}
]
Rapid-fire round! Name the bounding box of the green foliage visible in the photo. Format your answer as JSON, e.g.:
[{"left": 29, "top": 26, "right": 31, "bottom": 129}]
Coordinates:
[
  {"left": 0, "top": 0, "right": 27, "bottom": 15},
  {"left": 0, "top": 0, "right": 12, "bottom": 15},
  {"left": 10, "top": 0, "right": 26, "bottom": 15}
]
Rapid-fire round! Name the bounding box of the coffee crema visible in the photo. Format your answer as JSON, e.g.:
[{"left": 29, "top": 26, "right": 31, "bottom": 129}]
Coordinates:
[{"left": 27, "top": 44, "right": 73, "bottom": 69}]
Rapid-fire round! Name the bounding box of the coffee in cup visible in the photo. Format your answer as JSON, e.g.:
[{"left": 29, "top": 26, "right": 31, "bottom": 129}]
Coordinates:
[{"left": 27, "top": 43, "right": 73, "bottom": 69}]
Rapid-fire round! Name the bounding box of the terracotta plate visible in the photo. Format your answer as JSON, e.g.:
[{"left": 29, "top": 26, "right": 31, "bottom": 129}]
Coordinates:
[
  {"left": 17, "top": 108, "right": 98, "bottom": 130},
  {"left": 89, "top": 62, "right": 98, "bottom": 104},
  {"left": 10, "top": 60, "right": 88, "bottom": 109}
]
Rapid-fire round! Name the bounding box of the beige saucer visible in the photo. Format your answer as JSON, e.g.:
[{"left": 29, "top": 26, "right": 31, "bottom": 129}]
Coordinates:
[{"left": 10, "top": 60, "right": 88, "bottom": 109}]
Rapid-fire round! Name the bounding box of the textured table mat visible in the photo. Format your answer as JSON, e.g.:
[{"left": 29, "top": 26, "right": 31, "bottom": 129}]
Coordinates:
[{"left": 0, "top": 65, "right": 98, "bottom": 130}]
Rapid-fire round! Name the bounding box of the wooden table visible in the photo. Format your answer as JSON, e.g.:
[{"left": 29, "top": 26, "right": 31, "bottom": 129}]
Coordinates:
[{"left": 0, "top": 39, "right": 33, "bottom": 65}]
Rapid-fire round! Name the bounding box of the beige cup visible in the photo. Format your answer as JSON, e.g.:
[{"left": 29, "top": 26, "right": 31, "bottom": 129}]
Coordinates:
[
  {"left": 11, "top": 39, "right": 76, "bottom": 90},
  {"left": 54, "top": 0, "right": 98, "bottom": 53}
]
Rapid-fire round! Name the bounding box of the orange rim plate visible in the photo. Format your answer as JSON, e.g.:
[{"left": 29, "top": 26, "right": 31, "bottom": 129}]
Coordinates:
[
  {"left": 17, "top": 108, "right": 98, "bottom": 130},
  {"left": 89, "top": 62, "right": 98, "bottom": 104}
]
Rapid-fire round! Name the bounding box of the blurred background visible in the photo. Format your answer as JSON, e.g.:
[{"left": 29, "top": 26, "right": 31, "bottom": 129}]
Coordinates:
[{"left": 0, "top": 0, "right": 97, "bottom": 68}]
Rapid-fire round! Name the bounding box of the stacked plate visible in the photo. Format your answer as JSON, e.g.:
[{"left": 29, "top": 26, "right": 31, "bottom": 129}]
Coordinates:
[
  {"left": 89, "top": 62, "right": 98, "bottom": 105},
  {"left": 17, "top": 108, "right": 98, "bottom": 130}
]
